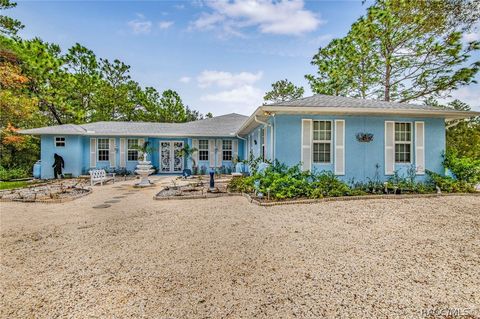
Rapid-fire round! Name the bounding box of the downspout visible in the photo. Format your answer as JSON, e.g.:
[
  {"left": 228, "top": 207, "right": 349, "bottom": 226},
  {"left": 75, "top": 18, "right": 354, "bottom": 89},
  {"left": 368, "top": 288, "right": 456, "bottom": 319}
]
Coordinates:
[
  {"left": 254, "top": 115, "right": 273, "bottom": 161},
  {"left": 446, "top": 120, "right": 461, "bottom": 129}
]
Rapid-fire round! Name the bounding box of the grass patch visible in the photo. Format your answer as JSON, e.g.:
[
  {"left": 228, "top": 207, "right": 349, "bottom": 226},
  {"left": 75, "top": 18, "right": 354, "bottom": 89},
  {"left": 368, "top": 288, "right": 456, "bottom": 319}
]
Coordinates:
[{"left": 0, "top": 181, "right": 29, "bottom": 190}]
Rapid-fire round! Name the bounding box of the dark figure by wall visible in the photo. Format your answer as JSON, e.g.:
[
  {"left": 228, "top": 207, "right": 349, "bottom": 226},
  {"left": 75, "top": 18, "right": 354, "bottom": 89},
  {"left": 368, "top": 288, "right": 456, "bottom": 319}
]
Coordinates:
[{"left": 52, "top": 153, "right": 65, "bottom": 179}]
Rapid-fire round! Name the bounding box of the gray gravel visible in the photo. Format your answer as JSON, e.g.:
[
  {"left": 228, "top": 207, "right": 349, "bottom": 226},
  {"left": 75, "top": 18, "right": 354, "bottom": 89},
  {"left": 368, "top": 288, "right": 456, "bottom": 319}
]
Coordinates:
[{"left": 1, "top": 180, "right": 479, "bottom": 318}]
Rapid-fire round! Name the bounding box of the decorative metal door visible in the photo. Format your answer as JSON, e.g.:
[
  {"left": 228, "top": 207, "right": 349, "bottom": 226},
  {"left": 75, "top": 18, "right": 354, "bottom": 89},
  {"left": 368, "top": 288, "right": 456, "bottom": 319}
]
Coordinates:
[{"left": 160, "top": 141, "right": 184, "bottom": 173}]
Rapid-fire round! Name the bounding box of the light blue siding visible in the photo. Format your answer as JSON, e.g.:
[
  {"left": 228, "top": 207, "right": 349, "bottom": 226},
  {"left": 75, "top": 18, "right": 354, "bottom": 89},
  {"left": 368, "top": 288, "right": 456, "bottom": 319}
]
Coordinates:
[
  {"left": 274, "top": 115, "right": 445, "bottom": 182},
  {"left": 40, "top": 135, "right": 245, "bottom": 178},
  {"left": 40, "top": 135, "right": 83, "bottom": 179}
]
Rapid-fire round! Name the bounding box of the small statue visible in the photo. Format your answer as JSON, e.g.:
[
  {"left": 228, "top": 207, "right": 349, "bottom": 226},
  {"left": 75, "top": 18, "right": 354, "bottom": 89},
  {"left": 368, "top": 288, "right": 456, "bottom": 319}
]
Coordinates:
[{"left": 52, "top": 153, "right": 64, "bottom": 179}]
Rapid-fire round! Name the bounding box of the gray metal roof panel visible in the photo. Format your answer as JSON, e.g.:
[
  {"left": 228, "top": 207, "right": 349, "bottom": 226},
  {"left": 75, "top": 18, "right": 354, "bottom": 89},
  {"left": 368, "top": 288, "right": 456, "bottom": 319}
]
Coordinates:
[
  {"left": 267, "top": 94, "right": 444, "bottom": 110},
  {"left": 19, "top": 113, "right": 249, "bottom": 136}
]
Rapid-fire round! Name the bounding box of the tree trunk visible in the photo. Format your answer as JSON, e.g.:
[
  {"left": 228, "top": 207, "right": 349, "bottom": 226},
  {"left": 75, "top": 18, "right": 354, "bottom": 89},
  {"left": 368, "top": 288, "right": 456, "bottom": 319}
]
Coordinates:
[{"left": 384, "top": 62, "right": 391, "bottom": 102}]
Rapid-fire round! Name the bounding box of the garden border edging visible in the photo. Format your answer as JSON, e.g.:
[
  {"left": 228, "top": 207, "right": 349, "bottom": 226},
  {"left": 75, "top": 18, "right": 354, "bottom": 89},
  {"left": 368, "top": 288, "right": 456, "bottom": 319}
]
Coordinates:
[{"left": 243, "top": 192, "right": 480, "bottom": 207}]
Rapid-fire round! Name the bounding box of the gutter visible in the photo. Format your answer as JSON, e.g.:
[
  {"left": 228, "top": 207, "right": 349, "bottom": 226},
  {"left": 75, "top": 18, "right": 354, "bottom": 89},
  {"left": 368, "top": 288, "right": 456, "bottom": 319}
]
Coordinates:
[{"left": 254, "top": 115, "right": 270, "bottom": 127}]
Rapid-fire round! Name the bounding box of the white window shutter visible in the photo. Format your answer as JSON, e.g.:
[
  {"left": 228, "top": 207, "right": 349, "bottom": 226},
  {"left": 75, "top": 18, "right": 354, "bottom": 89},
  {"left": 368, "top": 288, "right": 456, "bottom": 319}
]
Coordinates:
[
  {"left": 192, "top": 139, "right": 199, "bottom": 164},
  {"left": 209, "top": 139, "right": 215, "bottom": 167},
  {"left": 415, "top": 121, "right": 425, "bottom": 175},
  {"left": 334, "top": 120, "right": 345, "bottom": 175},
  {"left": 385, "top": 121, "right": 395, "bottom": 175},
  {"left": 90, "top": 138, "right": 97, "bottom": 168},
  {"left": 216, "top": 139, "right": 222, "bottom": 167},
  {"left": 233, "top": 139, "right": 238, "bottom": 160},
  {"left": 109, "top": 138, "right": 116, "bottom": 168},
  {"left": 119, "top": 138, "right": 126, "bottom": 168},
  {"left": 138, "top": 138, "right": 145, "bottom": 159},
  {"left": 301, "top": 119, "right": 312, "bottom": 171}
]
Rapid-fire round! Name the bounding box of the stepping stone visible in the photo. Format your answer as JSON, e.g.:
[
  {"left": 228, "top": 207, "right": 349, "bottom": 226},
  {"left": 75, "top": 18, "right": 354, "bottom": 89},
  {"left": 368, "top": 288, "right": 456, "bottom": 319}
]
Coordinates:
[
  {"left": 113, "top": 196, "right": 126, "bottom": 199},
  {"left": 122, "top": 193, "right": 131, "bottom": 195},
  {"left": 92, "top": 204, "right": 111, "bottom": 209},
  {"left": 104, "top": 200, "right": 120, "bottom": 203}
]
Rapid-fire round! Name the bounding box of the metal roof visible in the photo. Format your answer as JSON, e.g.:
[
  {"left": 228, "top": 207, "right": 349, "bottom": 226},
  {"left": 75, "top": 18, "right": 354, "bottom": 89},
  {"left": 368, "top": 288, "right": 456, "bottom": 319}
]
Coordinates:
[
  {"left": 19, "top": 95, "right": 479, "bottom": 137},
  {"left": 19, "top": 113, "right": 249, "bottom": 137},
  {"left": 267, "top": 94, "right": 445, "bottom": 110}
]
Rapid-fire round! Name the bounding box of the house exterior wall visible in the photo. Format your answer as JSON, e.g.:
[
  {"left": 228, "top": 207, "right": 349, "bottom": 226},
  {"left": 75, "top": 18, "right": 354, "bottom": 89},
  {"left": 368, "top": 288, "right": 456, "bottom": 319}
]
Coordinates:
[
  {"left": 39, "top": 135, "right": 245, "bottom": 178},
  {"left": 40, "top": 135, "right": 84, "bottom": 179},
  {"left": 273, "top": 114, "right": 445, "bottom": 182}
]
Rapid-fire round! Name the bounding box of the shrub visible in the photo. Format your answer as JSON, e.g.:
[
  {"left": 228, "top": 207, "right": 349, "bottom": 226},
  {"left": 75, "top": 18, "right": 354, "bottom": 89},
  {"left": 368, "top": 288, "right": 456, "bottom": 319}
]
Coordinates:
[
  {"left": 0, "top": 166, "right": 29, "bottom": 181},
  {"left": 227, "top": 176, "right": 255, "bottom": 193},
  {"left": 443, "top": 151, "right": 480, "bottom": 185},
  {"left": 426, "top": 170, "right": 475, "bottom": 193}
]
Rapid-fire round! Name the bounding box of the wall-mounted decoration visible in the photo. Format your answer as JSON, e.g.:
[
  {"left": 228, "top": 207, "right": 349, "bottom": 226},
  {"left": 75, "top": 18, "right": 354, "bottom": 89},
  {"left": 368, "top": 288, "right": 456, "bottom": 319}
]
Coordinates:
[{"left": 356, "top": 132, "right": 374, "bottom": 143}]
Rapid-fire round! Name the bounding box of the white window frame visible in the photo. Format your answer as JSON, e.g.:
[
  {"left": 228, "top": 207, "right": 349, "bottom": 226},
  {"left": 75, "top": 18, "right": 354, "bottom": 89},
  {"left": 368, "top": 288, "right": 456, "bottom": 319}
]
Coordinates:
[
  {"left": 222, "top": 140, "right": 233, "bottom": 161},
  {"left": 394, "top": 122, "right": 412, "bottom": 164},
  {"left": 312, "top": 120, "right": 332, "bottom": 164},
  {"left": 54, "top": 136, "right": 66, "bottom": 148},
  {"left": 198, "top": 139, "right": 209, "bottom": 161},
  {"left": 97, "top": 138, "right": 110, "bottom": 162},
  {"left": 127, "top": 138, "right": 139, "bottom": 161}
]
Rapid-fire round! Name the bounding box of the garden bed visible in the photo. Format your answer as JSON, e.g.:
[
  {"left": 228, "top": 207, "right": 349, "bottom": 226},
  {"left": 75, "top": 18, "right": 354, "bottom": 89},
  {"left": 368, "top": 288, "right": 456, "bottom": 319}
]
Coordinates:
[
  {"left": 243, "top": 192, "right": 480, "bottom": 206},
  {"left": 0, "top": 179, "right": 91, "bottom": 203},
  {"left": 154, "top": 175, "right": 232, "bottom": 200}
]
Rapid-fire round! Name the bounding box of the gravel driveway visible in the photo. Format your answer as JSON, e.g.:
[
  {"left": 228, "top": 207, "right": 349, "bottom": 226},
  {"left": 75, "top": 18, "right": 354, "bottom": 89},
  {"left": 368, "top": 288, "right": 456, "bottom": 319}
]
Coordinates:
[{"left": 1, "top": 178, "right": 479, "bottom": 318}]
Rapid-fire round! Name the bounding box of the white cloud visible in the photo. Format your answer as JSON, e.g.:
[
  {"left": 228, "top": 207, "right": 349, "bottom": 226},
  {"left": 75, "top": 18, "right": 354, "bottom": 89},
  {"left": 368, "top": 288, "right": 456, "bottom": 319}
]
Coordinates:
[
  {"left": 127, "top": 14, "right": 152, "bottom": 34},
  {"left": 200, "top": 85, "right": 263, "bottom": 112},
  {"left": 463, "top": 30, "right": 480, "bottom": 42},
  {"left": 191, "top": 0, "right": 322, "bottom": 36},
  {"left": 179, "top": 76, "right": 192, "bottom": 83},
  {"left": 191, "top": 12, "right": 225, "bottom": 30},
  {"left": 197, "top": 70, "right": 263, "bottom": 88},
  {"left": 158, "top": 21, "right": 174, "bottom": 29},
  {"left": 446, "top": 86, "right": 480, "bottom": 111}
]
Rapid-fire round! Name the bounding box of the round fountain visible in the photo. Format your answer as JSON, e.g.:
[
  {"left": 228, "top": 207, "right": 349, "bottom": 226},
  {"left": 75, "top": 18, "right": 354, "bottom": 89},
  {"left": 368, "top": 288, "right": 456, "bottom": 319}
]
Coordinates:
[{"left": 135, "top": 153, "right": 155, "bottom": 187}]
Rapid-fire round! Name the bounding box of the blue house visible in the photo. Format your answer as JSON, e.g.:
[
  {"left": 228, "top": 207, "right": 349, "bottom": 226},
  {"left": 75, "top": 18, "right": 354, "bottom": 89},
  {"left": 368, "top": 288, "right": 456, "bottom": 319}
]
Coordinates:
[{"left": 20, "top": 95, "right": 478, "bottom": 181}]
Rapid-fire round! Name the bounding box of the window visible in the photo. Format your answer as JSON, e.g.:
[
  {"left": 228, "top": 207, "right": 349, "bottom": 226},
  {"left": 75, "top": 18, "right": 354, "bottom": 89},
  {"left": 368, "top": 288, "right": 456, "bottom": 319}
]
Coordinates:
[
  {"left": 395, "top": 122, "right": 411, "bottom": 163},
  {"left": 55, "top": 137, "right": 65, "bottom": 147},
  {"left": 127, "top": 139, "right": 139, "bottom": 161},
  {"left": 198, "top": 140, "right": 209, "bottom": 161},
  {"left": 97, "top": 138, "right": 110, "bottom": 161},
  {"left": 222, "top": 140, "right": 232, "bottom": 161},
  {"left": 313, "top": 121, "right": 332, "bottom": 163}
]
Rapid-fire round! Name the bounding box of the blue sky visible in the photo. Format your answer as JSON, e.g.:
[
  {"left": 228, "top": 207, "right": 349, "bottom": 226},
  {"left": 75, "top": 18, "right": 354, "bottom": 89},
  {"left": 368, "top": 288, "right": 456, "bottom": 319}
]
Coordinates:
[{"left": 12, "top": 0, "right": 480, "bottom": 115}]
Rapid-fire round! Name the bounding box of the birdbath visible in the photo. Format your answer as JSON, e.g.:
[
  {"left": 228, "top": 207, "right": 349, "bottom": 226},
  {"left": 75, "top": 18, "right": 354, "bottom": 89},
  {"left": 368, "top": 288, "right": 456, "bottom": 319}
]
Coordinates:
[{"left": 135, "top": 153, "right": 154, "bottom": 187}]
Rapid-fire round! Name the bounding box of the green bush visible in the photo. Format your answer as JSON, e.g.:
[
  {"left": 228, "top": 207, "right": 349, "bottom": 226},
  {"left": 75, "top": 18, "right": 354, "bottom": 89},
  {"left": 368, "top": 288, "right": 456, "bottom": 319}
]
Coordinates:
[
  {"left": 443, "top": 151, "right": 480, "bottom": 185},
  {"left": 228, "top": 162, "right": 354, "bottom": 200},
  {"left": 426, "top": 170, "right": 475, "bottom": 193},
  {"left": 0, "top": 166, "right": 29, "bottom": 181},
  {"left": 227, "top": 176, "right": 255, "bottom": 193}
]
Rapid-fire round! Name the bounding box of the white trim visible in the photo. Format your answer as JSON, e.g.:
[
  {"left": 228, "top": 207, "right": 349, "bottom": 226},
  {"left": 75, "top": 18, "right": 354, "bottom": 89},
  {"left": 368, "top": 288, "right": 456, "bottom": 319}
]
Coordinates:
[
  {"left": 109, "top": 138, "right": 116, "bottom": 168},
  {"left": 97, "top": 137, "right": 110, "bottom": 162},
  {"left": 54, "top": 136, "right": 66, "bottom": 147},
  {"left": 159, "top": 140, "right": 184, "bottom": 173},
  {"left": 415, "top": 121, "right": 425, "bottom": 175},
  {"left": 384, "top": 121, "right": 395, "bottom": 175},
  {"left": 89, "top": 138, "right": 97, "bottom": 168},
  {"left": 237, "top": 106, "right": 479, "bottom": 136},
  {"left": 334, "top": 120, "right": 345, "bottom": 175},
  {"left": 312, "top": 120, "right": 333, "bottom": 164},
  {"left": 126, "top": 138, "right": 139, "bottom": 162},
  {"left": 119, "top": 138, "right": 126, "bottom": 168},
  {"left": 394, "top": 121, "right": 413, "bottom": 164},
  {"left": 301, "top": 119, "right": 313, "bottom": 171}
]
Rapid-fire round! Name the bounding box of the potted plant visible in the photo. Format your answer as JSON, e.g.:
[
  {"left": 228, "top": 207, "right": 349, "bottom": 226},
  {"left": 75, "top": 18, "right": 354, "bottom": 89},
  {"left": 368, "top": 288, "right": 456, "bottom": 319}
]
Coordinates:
[{"left": 179, "top": 144, "right": 198, "bottom": 174}]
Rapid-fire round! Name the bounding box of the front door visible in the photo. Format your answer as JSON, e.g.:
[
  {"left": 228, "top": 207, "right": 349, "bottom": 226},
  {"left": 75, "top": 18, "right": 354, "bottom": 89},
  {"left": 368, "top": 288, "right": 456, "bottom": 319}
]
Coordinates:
[{"left": 160, "top": 141, "right": 184, "bottom": 173}]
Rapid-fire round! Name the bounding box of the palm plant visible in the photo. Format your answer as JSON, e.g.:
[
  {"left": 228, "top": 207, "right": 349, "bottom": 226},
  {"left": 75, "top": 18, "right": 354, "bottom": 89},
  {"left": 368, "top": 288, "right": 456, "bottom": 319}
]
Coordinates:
[{"left": 180, "top": 144, "right": 198, "bottom": 168}]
